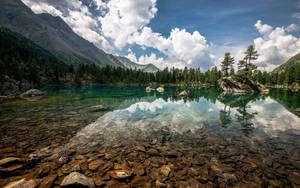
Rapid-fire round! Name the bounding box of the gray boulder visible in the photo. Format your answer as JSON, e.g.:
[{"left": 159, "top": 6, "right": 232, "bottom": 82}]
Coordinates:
[
  {"left": 20, "top": 89, "right": 44, "bottom": 97},
  {"left": 177, "top": 90, "right": 188, "bottom": 97},
  {"left": 61, "top": 172, "right": 95, "bottom": 188}
]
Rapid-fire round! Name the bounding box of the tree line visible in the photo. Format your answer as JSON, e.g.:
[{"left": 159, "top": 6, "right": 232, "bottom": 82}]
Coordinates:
[{"left": 1, "top": 27, "right": 299, "bottom": 88}]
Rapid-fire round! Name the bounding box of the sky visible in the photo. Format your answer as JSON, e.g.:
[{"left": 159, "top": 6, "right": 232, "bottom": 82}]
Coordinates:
[{"left": 21, "top": 0, "right": 300, "bottom": 71}]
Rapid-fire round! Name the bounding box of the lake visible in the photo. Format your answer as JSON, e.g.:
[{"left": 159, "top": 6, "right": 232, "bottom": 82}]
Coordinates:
[{"left": 0, "top": 87, "right": 299, "bottom": 187}]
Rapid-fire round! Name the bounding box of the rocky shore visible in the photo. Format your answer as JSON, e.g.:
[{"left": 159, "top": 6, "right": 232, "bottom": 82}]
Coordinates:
[{"left": 0, "top": 124, "right": 299, "bottom": 188}]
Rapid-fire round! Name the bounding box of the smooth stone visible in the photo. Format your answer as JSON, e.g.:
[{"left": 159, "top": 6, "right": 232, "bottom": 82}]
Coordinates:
[
  {"left": 87, "top": 105, "right": 108, "bottom": 112},
  {"left": 97, "top": 162, "right": 113, "bottom": 177},
  {"left": 4, "top": 178, "right": 38, "bottom": 188},
  {"left": 0, "top": 164, "right": 23, "bottom": 172},
  {"left": 210, "top": 165, "right": 223, "bottom": 174},
  {"left": 160, "top": 165, "right": 171, "bottom": 177},
  {"left": 135, "top": 145, "right": 146, "bottom": 152},
  {"left": 133, "top": 164, "right": 145, "bottom": 176},
  {"left": 155, "top": 180, "right": 166, "bottom": 187},
  {"left": 147, "top": 149, "right": 160, "bottom": 156},
  {"left": 0, "top": 157, "right": 25, "bottom": 166},
  {"left": 156, "top": 87, "right": 165, "bottom": 93},
  {"left": 58, "top": 156, "right": 68, "bottom": 166},
  {"left": 61, "top": 172, "right": 95, "bottom": 188},
  {"left": 88, "top": 160, "right": 104, "bottom": 171},
  {"left": 146, "top": 86, "right": 152, "bottom": 93},
  {"left": 92, "top": 177, "right": 106, "bottom": 187},
  {"left": 175, "top": 169, "right": 187, "bottom": 177},
  {"left": 38, "top": 174, "right": 57, "bottom": 188},
  {"left": 221, "top": 173, "right": 237, "bottom": 184},
  {"left": 130, "top": 176, "right": 149, "bottom": 187},
  {"left": 75, "top": 155, "right": 86, "bottom": 160},
  {"left": 164, "top": 151, "right": 179, "bottom": 158},
  {"left": 177, "top": 90, "right": 188, "bottom": 97},
  {"left": 108, "top": 170, "right": 133, "bottom": 180},
  {"left": 20, "top": 89, "right": 44, "bottom": 97},
  {"left": 34, "top": 164, "right": 51, "bottom": 178}
]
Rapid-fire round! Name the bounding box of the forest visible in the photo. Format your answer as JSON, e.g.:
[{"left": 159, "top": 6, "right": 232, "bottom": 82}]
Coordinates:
[{"left": 0, "top": 26, "right": 299, "bottom": 88}]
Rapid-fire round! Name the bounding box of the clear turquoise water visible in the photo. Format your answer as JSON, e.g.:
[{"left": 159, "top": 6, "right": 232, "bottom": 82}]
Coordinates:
[{"left": 0, "top": 87, "right": 300, "bottom": 186}]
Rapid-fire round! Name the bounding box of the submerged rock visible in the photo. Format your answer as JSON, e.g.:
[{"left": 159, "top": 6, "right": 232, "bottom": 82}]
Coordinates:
[
  {"left": 221, "top": 173, "right": 237, "bottom": 185},
  {"left": 108, "top": 170, "right": 132, "bottom": 179},
  {"left": 39, "top": 174, "right": 57, "bottom": 188},
  {"left": 160, "top": 165, "right": 171, "bottom": 177},
  {"left": 4, "top": 178, "right": 38, "bottom": 188},
  {"left": 87, "top": 105, "right": 109, "bottom": 112},
  {"left": 88, "top": 160, "right": 105, "bottom": 171},
  {"left": 0, "top": 157, "right": 25, "bottom": 166},
  {"left": 20, "top": 89, "right": 44, "bottom": 97},
  {"left": 61, "top": 172, "right": 95, "bottom": 188},
  {"left": 130, "top": 176, "right": 149, "bottom": 187},
  {"left": 177, "top": 90, "right": 188, "bottom": 97},
  {"left": 0, "top": 157, "right": 25, "bottom": 172}
]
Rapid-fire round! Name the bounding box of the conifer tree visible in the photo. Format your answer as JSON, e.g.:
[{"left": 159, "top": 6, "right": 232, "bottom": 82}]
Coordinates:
[
  {"left": 238, "top": 45, "right": 258, "bottom": 80},
  {"left": 221, "top": 52, "right": 234, "bottom": 76}
]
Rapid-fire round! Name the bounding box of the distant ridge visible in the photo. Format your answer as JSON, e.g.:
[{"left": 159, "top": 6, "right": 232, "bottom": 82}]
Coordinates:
[
  {"left": 272, "top": 53, "right": 300, "bottom": 73},
  {"left": 115, "top": 56, "right": 160, "bottom": 73},
  {"left": 0, "top": 0, "right": 159, "bottom": 72}
]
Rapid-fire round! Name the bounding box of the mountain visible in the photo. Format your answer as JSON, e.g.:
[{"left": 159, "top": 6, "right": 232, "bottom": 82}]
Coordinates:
[
  {"left": 0, "top": 27, "right": 70, "bottom": 89},
  {"left": 0, "top": 27, "right": 62, "bottom": 64},
  {"left": 0, "top": 0, "right": 159, "bottom": 72},
  {"left": 272, "top": 53, "right": 300, "bottom": 73},
  {"left": 115, "top": 56, "right": 160, "bottom": 72}
]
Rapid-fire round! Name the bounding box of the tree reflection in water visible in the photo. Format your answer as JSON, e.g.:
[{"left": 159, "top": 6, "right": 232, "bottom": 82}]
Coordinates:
[{"left": 218, "top": 93, "right": 261, "bottom": 137}]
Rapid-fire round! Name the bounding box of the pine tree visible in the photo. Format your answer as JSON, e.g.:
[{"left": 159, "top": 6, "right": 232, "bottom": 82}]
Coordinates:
[
  {"left": 221, "top": 52, "right": 234, "bottom": 77},
  {"left": 244, "top": 45, "right": 258, "bottom": 78},
  {"left": 238, "top": 45, "right": 258, "bottom": 81}
]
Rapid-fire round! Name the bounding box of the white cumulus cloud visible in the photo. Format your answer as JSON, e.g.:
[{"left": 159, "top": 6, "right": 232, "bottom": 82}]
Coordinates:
[
  {"left": 286, "top": 24, "right": 299, "bottom": 32},
  {"left": 128, "top": 27, "right": 214, "bottom": 69},
  {"left": 99, "top": 0, "right": 157, "bottom": 49},
  {"left": 253, "top": 20, "right": 300, "bottom": 71}
]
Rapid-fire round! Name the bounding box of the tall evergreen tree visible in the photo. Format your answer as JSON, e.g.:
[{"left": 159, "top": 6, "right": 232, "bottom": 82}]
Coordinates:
[
  {"left": 221, "top": 52, "right": 234, "bottom": 76},
  {"left": 238, "top": 45, "right": 258, "bottom": 80}
]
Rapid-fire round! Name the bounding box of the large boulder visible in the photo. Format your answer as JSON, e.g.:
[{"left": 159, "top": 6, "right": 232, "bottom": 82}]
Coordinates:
[
  {"left": 61, "top": 172, "right": 95, "bottom": 188},
  {"left": 20, "top": 89, "right": 44, "bottom": 97},
  {"left": 218, "top": 77, "right": 269, "bottom": 94}
]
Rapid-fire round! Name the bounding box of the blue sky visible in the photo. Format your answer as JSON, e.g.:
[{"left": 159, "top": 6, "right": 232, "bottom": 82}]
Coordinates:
[
  {"left": 22, "top": 0, "right": 300, "bottom": 71},
  {"left": 151, "top": 0, "right": 299, "bottom": 44}
]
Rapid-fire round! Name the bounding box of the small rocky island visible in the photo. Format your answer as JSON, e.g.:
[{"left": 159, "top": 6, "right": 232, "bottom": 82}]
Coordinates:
[{"left": 218, "top": 77, "right": 269, "bottom": 94}]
